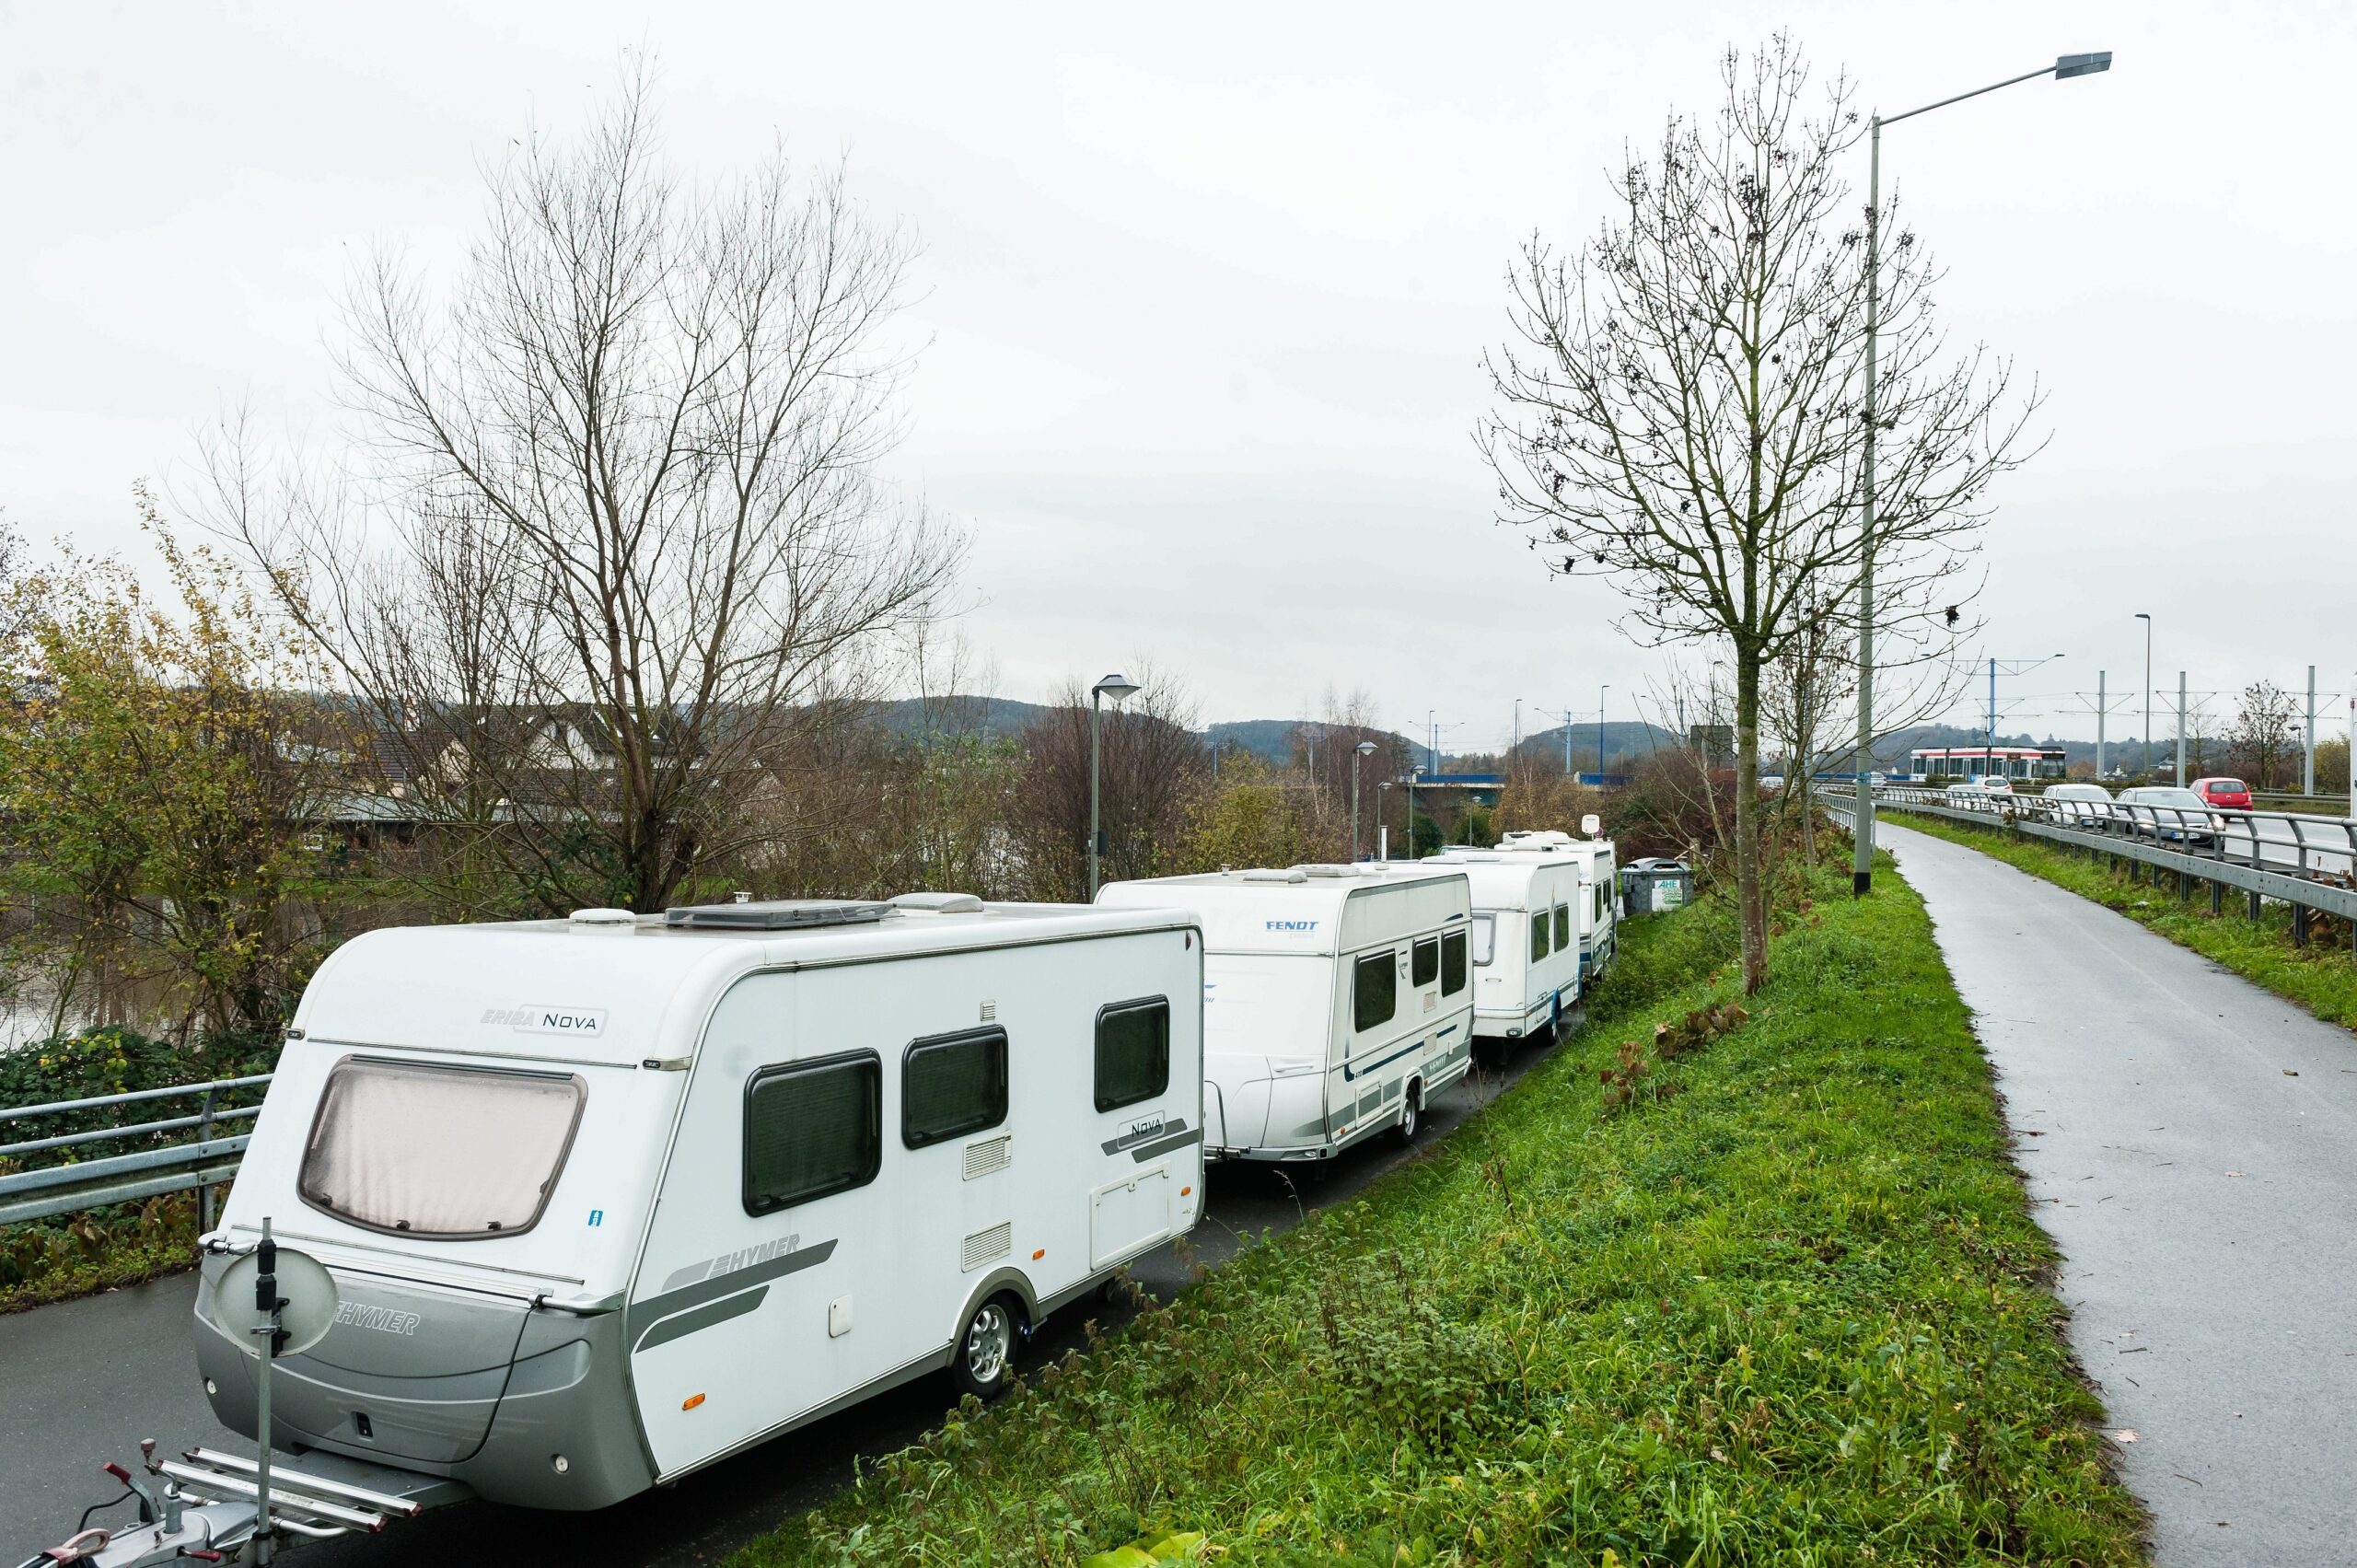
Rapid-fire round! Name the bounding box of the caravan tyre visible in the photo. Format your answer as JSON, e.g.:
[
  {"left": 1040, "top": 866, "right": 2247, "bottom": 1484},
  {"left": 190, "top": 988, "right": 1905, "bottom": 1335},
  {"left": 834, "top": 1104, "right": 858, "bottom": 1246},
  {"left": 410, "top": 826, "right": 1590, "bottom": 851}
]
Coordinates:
[
  {"left": 951, "top": 1294, "right": 1023, "bottom": 1402},
  {"left": 1390, "top": 1082, "right": 1422, "bottom": 1147}
]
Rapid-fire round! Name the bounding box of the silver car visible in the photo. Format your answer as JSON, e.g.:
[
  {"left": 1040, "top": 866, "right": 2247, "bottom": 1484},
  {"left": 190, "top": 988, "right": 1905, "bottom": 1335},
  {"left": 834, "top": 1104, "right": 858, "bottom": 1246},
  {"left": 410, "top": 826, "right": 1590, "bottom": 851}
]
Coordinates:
[{"left": 2113, "top": 785, "right": 2216, "bottom": 846}]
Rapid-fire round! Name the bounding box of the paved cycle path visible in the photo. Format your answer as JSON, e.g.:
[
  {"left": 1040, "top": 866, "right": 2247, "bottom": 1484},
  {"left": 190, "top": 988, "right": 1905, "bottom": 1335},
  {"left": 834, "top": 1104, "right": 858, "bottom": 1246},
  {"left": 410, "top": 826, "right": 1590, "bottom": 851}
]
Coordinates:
[{"left": 1883, "top": 820, "right": 2357, "bottom": 1565}]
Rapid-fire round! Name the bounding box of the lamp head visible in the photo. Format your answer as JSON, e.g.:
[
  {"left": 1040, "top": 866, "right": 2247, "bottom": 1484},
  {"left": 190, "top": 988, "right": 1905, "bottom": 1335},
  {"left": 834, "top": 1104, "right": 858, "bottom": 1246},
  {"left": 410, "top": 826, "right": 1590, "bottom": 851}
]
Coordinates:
[
  {"left": 1355, "top": 740, "right": 1378, "bottom": 757},
  {"left": 2054, "top": 51, "right": 2112, "bottom": 79},
  {"left": 1091, "top": 673, "right": 1142, "bottom": 703}
]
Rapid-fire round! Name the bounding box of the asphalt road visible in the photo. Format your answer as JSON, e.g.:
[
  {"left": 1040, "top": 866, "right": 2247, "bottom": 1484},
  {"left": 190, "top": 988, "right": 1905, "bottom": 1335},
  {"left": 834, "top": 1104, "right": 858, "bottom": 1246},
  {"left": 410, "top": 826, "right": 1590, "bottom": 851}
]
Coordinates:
[
  {"left": 1885, "top": 820, "right": 2357, "bottom": 1565},
  {"left": 1, "top": 1040, "right": 1550, "bottom": 1565}
]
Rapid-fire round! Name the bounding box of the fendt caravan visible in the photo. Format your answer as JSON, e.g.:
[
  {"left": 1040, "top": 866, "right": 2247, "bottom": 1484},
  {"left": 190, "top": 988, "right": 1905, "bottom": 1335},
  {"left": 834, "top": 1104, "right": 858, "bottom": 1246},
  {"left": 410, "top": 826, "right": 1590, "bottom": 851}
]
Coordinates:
[
  {"left": 1096, "top": 865, "right": 1473, "bottom": 1161},
  {"left": 192, "top": 896, "right": 1204, "bottom": 1511},
  {"left": 1493, "top": 830, "right": 1620, "bottom": 982},
  {"left": 1409, "top": 852, "right": 1585, "bottom": 1061}
]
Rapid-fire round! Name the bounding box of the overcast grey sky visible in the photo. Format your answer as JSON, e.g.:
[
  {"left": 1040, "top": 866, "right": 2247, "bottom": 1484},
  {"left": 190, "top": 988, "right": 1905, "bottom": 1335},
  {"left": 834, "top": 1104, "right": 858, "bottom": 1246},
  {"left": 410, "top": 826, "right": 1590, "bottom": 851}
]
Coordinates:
[{"left": 4, "top": 1, "right": 2351, "bottom": 751}]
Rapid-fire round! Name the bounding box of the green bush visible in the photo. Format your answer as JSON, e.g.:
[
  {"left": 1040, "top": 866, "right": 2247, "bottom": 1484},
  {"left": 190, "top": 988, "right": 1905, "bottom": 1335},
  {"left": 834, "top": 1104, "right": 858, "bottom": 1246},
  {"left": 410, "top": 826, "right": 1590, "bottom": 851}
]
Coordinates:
[{"left": 1, "top": 1027, "right": 280, "bottom": 1310}]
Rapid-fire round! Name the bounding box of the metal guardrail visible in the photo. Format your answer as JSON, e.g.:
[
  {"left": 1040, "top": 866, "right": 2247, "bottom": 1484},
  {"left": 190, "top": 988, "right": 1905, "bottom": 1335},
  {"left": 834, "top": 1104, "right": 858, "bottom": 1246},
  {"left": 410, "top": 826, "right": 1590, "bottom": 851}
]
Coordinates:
[
  {"left": 1829, "top": 790, "right": 2357, "bottom": 949},
  {"left": 0, "top": 1074, "right": 271, "bottom": 1227}
]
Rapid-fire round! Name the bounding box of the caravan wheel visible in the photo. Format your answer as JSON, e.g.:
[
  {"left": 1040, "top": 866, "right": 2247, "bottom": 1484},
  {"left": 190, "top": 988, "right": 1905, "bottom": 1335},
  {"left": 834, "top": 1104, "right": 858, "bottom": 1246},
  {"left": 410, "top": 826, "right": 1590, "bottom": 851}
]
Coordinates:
[
  {"left": 952, "top": 1294, "right": 1022, "bottom": 1402},
  {"left": 1390, "top": 1082, "right": 1422, "bottom": 1147}
]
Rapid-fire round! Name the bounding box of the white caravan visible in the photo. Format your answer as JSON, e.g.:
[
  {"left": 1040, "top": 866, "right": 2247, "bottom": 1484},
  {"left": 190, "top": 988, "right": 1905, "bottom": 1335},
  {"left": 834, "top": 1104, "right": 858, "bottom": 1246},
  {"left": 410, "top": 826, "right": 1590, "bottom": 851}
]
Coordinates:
[
  {"left": 1096, "top": 865, "right": 1473, "bottom": 1162},
  {"left": 1493, "top": 830, "right": 1620, "bottom": 982},
  {"left": 192, "top": 895, "right": 1204, "bottom": 1511},
  {"left": 1412, "top": 852, "right": 1585, "bottom": 1059}
]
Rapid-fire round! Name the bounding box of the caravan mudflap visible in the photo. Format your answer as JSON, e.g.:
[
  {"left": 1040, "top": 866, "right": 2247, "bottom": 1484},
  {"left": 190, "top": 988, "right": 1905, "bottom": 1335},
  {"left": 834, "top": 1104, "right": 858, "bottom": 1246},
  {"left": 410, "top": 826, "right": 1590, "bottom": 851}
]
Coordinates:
[{"left": 37, "top": 1441, "right": 469, "bottom": 1567}]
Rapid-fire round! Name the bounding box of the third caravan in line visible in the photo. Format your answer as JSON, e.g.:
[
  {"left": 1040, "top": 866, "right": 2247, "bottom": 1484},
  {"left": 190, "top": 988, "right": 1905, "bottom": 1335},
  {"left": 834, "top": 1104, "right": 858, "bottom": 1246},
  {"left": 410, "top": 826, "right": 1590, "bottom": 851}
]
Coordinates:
[{"left": 1096, "top": 865, "right": 1474, "bottom": 1161}]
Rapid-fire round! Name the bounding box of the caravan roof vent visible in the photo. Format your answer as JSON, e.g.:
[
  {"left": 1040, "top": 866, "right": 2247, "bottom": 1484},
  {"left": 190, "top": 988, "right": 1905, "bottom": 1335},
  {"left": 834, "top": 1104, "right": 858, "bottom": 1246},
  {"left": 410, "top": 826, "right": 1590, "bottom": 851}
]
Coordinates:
[
  {"left": 568, "top": 907, "right": 638, "bottom": 928},
  {"left": 1295, "top": 864, "right": 1363, "bottom": 878},
  {"left": 890, "top": 891, "right": 985, "bottom": 914},
  {"left": 664, "top": 899, "right": 895, "bottom": 931},
  {"left": 1238, "top": 868, "right": 1308, "bottom": 884}
]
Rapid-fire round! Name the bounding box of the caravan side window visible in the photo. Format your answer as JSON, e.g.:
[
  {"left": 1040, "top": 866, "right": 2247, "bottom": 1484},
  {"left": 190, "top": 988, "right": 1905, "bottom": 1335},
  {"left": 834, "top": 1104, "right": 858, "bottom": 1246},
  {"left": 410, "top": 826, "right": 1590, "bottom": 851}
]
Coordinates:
[
  {"left": 1441, "top": 931, "right": 1468, "bottom": 995},
  {"left": 1411, "top": 936, "right": 1439, "bottom": 987},
  {"left": 902, "top": 1028, "right": 1008, "bottom": 1148},
  {"left": 1554, "top": 904, "right": 1571, "bottom": 950},
  {"left": 1529, "top": 912, "right": 1550, "bottom": 961},
  {"left": 1353, "top": 950, "right": 1397, "bottom": 1031},
  {"left": 1095, "top": 998, "right": 1170, "bottom": 1113},
  {"left": 1469, "top": 913, "right": 1495, "bottom": 966},
  {"left": 744, "top": 1052, "right": 881, "bottom": 1215}
]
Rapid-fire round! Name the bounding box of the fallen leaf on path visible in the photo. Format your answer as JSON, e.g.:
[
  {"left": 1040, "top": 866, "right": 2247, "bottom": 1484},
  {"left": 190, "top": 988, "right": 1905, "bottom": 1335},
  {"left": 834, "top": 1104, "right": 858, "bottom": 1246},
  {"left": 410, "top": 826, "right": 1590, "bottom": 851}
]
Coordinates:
[
  {"left": 2225, "top": 1171, "right": 2245, "bottom": 1178},
  {"left": 2107, "top": 1429, "right": 2140, "bottom": 1443},
  {"left": 2282, "top": 1069, "right": 2299, "bottom": 1076}
]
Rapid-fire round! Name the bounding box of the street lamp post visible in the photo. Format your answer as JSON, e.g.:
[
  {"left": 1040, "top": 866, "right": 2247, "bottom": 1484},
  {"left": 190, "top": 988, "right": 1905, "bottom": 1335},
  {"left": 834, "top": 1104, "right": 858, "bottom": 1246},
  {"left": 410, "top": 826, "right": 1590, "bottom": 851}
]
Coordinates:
[
  {"left": 1351, "top": 740, "right": 1377, "bottom": 861},
  {"left": 2134, "top": 612, "right": 2153, "bottom": 780},
  {"left": 1852, "top": 50, "right": 2113, "bottom": 895},
  {"left": 1597, "top": 684, "right": 1609, "bottom": 781},
  {"left": 1377, "top": 782, "right": 1394, "bottom": 860},
  {"left": 1088, "top": 673, "right": 1140, "bottom": 900},
  {"left": 1408, "top": 766, "right": 1424, "bottom": 859}
]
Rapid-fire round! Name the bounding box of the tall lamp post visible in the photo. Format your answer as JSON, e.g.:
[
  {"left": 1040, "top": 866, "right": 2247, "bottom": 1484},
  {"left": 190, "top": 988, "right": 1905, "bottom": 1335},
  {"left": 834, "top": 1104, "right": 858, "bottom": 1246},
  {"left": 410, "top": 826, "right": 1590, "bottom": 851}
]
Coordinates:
[
  {"left": 1408, "top": 766, "right": 1424, "bottom": 859},
  {"left": 1351, "top": 740, "right": 1377, "bottom": 860},
  {"left": 1088, "top": 672, "right": 1140, "bottom": 899},
  {"left": 1377, "top": 781, "right": 1394, "bottom": 860},
  {"left": 1596, "top": 684, "right": 1609, "bottom": 782},
  {"left": 1852, "top": 49, "right": 2113, "bottom": 895}
]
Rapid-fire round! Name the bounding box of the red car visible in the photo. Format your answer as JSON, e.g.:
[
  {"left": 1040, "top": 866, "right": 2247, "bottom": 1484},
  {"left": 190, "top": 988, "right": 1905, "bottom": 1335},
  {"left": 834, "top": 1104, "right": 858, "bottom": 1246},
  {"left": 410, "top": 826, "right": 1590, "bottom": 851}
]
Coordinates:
[{"left": 2190, "top": 776, "right": 2253, "bottom": 810}]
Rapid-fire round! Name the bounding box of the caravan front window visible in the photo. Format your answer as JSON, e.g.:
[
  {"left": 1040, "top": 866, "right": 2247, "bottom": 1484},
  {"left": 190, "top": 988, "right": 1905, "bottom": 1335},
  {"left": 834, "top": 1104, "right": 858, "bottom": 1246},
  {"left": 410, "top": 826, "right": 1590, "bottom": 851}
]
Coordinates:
[
  {"left": 745, "top": 1052, "right": 882, "bottom": 1215},
  {"left": 1553, "top": 904, "right": 1571, "bottom": 950},
  {"left": 1469, "top": 913, "right": 1495, "bottom": 966},
  {"left": 298, "top": 1058, "right": 584, "bottom": 1240},
  {"left": 1529, "top": 912, "right": 1550, "bottom": 962}
]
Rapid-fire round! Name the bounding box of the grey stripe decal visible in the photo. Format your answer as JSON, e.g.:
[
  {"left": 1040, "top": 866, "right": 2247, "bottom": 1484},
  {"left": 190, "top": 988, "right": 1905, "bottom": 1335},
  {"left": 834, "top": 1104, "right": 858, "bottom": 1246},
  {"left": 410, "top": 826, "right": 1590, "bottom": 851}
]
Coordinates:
[
  {"left": 1128, "top": 1127, "right": 1203, "bottom": 1163},
  {"left": 635, "top": 1285, "right": 768, "bottom": 1353},
  {"left": 632, "top": 1237, "right": 837, "bottom": 1328},
  {"left": 1101, "top": 1117, "right": 1190, "bottom": 1156},
  {"left": 1342, "top": 1037, "right": 1427, "bottom": 1082}
]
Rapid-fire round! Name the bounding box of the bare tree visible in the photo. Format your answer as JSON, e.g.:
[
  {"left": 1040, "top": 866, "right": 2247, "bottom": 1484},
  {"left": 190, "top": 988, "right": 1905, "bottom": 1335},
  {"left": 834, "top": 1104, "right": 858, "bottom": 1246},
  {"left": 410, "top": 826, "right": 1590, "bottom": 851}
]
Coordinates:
[
  {"left": 204, "top": 71, "right": 959, "bottom": 916},
  {"left": 1011, "top": 668, "right": 1206, "bottom": 900},
  {"left": 2228, "top": 679, "right": 2300, "bottom": 789},
  {"left": 1479, "top": 38, "right": 2029, "bottom": 990}
]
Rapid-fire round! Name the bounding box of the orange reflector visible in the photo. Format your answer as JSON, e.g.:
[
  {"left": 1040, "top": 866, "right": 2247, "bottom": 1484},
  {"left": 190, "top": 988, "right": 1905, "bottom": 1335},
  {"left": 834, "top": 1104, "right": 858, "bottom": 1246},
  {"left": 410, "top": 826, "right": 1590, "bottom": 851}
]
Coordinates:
[
  {"left": 1180, "top": 1186, "right": 1192, "bottom": 1197},
  {"left": 1031, "top": 1248, "right": 1045, "bottom": 1260},
  {"left": 682, "top": 1393, "right": 705, "bottom": 1411}
]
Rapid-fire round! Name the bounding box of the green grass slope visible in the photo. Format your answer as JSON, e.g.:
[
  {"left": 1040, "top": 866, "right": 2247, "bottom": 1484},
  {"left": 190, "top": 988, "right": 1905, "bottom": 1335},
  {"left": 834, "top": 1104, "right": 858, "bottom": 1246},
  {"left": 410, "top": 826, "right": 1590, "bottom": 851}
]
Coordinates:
[{"left": 734, "top": 862, "right": 2145, "bottom": 1567}]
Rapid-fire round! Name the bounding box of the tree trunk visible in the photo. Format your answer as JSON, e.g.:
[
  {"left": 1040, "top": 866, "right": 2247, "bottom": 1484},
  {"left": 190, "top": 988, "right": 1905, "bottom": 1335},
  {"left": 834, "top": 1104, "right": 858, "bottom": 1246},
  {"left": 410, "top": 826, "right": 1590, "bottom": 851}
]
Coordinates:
[{"left": 1735, "top": 648, "right": 1768, "bottom": 993}]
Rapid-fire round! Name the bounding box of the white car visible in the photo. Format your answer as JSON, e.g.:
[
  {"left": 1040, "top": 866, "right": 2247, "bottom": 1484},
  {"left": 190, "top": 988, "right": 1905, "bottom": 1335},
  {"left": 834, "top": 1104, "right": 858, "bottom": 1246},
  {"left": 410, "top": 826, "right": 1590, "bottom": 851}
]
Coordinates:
[
  {"left": 1968, "top": 774, "right": 2014, "bottom": 795},
  {"left": 2041, "top": 782, "right": 2116, "bottom": 826}
]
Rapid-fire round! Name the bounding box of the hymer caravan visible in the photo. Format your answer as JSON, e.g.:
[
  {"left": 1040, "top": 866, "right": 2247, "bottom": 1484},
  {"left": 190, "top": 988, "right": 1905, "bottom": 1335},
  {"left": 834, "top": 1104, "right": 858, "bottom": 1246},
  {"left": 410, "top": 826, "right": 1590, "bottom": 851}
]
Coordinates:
[
  {"left": 192, "top": 895, "right": 1204, "bottom": 1511},
  {"left": 1493, "top": 830, "right": 1620, "bottom": 982},
  {"left": 1411, "top": 852, "right": 1585, "bottom": 1059},
  {"left": 1096, "top": 865, "right": 1473, "bottom": 1161}
]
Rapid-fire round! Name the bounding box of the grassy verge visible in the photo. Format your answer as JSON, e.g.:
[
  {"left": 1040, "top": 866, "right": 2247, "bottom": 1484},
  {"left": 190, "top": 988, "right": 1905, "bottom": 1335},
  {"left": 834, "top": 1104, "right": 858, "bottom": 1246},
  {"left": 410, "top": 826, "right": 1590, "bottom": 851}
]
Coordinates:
[
  {"left": 1887, "top": 808, "right": 2357, "bottom": 1031},
  {"left": 733, "top": 863, "right": 2144, "bottom": 1568}
]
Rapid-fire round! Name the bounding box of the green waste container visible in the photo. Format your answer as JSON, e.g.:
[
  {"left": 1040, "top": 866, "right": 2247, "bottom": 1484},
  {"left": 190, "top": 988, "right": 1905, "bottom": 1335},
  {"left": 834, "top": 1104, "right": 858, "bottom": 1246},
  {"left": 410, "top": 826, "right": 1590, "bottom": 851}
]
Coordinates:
[{"left": 1620, "top": 858, "right": 1694, "bottom": 914}]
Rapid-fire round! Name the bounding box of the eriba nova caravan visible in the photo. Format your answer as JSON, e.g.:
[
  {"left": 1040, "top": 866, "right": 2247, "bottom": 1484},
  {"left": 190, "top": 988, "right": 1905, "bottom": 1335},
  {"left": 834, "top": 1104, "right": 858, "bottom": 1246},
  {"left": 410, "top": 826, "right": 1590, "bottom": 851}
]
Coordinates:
[
  {"left": 1096, "top": 865, "right": 1473, "bottom": 1161},
  {"left": 192, "top": 895, "right": 1204, "bottom": 1511}
]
